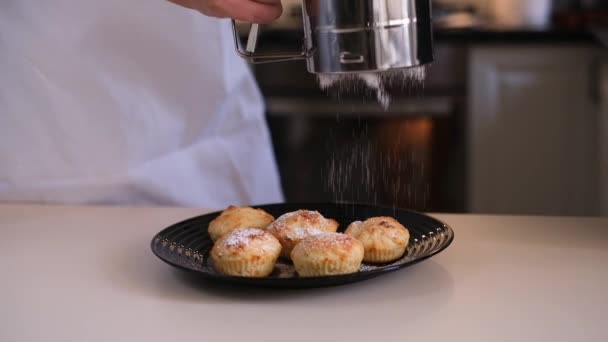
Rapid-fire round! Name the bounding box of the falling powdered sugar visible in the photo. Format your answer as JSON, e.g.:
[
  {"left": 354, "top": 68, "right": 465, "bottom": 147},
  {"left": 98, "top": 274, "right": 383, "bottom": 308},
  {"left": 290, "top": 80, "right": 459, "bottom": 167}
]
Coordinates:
[
  {"left": 318, "top": 73, "right": 389, "bottom": 108},
  {"left": 359, "top": 73, "right": 390, "bottom": 109},
  {"left": 317, "top": 66, "right": 426, "bottom": 109}
]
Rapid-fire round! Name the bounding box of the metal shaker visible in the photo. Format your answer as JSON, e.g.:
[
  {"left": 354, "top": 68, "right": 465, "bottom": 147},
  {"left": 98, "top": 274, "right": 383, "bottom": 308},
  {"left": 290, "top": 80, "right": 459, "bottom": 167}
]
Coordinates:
[{"left": 232, "top": 0, "right": 434, "bottom": 75}]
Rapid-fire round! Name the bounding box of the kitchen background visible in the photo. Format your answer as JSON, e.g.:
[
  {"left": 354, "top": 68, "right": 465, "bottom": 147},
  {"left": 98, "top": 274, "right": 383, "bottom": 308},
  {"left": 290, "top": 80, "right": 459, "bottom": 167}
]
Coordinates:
[{"left": 238, "top": 0, "right": 608, "bottom": 217}]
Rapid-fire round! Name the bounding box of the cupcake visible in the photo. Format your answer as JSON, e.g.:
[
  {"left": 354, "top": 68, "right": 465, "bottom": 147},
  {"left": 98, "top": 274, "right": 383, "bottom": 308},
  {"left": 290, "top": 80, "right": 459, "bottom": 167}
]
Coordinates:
[
  {"left": 345, "top": 217, "right": 410, "bottom": 263},
  {"left": 210, "top": 228, "right": 282, "bottom": 277},
  {"left": 265, "top": 210, "right": 339, "bottom": 259},
  {"left": 291, "top": 233, "right": 364, "bottom": 277},
  {"left": 207, "top": 206, "right": 274, "bottom": 242}
]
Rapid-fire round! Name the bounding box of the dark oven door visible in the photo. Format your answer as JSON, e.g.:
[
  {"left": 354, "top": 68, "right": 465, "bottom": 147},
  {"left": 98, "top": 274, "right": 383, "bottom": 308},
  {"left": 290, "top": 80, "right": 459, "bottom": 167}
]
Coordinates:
[{"left": 265, "top": 96, "right": 467, "bottom": 213}]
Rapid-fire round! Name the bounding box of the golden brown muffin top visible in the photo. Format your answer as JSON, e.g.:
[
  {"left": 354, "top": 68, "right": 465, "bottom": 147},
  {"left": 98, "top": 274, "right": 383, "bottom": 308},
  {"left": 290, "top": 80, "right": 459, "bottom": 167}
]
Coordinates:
[
  {"left": 265, "top": 210, "right": 339, "bottom": 258},
  {"left": 266, "top": 210, "right": 338, "bottom": 237},
  {"left": 210, "top": 206, "right": 274, "bottom": 229},
  {"left": 346, "top": 217, "right": 409, "bottom": 245},
  {"left": 292, "top": 233, "right": 363, "bottom": 257},
  {"left": 213, "top": 228, "right": 280, "bottom": 257},
  {"left": 207, "top": 206, "right": 275, "bottom": 241}
]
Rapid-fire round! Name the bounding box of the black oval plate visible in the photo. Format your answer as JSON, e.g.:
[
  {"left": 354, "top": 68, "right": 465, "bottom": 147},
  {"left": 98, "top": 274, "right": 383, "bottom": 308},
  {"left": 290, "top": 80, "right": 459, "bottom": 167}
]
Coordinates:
[{"left": 151, "top": 203, "right": 454, "bottom": 288}]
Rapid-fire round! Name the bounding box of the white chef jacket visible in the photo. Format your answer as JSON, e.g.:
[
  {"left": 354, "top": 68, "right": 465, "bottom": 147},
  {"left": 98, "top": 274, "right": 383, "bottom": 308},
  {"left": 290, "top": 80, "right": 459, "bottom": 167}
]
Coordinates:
[{"left": 0, "top": 0, "right": 284, "bottom": 208}]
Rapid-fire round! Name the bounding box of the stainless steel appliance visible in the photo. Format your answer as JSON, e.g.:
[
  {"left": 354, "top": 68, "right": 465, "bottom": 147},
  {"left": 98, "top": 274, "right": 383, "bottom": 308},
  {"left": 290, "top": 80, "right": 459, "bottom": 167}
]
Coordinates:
[{"left": 232, "top": 0, "right": 434, "bottom": 74}]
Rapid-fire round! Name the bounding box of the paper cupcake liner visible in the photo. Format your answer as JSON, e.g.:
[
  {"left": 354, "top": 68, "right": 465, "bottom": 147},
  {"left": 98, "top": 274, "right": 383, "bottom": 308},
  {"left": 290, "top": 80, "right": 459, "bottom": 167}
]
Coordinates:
[
  {"left": 363, "top": 247, "right": 407, "bottom": 264},
  {"left": 293, "top": 258, "right": 361, "bottom": 277},
  {"left": 212, "top": 257, "right": 278, "bottom": 278}
]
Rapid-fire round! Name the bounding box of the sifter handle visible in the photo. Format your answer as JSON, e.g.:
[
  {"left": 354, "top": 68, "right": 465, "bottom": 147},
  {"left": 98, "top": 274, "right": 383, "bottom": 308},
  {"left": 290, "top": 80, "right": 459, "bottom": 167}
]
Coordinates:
[
  {"left": 231, "top": 20, "right": 309, "bottom": 64},
  {"left": 245, "top": 24, "right": 260, "bottom": 53}
]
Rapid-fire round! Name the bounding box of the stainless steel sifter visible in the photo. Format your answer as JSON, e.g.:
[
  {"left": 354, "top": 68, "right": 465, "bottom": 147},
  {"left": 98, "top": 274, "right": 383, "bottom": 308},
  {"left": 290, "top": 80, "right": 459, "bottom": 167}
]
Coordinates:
[{"left": 231, "top": 0, "right": 434, "bottom": 75}]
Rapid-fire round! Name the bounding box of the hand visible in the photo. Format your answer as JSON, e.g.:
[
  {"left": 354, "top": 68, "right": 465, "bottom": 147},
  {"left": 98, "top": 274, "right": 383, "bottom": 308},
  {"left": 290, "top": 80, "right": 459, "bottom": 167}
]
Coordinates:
[{"left": 168, "top": 0, "right": 283, "bottom": 24}]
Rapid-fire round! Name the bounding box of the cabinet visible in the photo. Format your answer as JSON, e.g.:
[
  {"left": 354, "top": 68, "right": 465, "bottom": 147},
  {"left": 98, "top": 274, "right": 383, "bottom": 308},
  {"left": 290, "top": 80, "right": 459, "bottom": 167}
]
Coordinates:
[
  {"left": 601, "top": 60, "right": 608, "bottom": 216},
  {"left": 469, "top": 46, "right": 601, "bottom": 216}
]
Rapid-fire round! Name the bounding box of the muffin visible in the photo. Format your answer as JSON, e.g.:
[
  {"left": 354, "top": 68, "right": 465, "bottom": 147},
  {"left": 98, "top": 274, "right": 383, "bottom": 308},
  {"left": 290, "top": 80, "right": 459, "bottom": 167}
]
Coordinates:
[
  {"left": 207, "top": 206, "right": 275, "bottom": 242},
  {"left": 265, "top": 210, "right": 339, "bottom": 259},
  {"left": 291, "top": 233, "right": 364, "bottom": 277},
  {"left": 345, "top": 217, "right": 410, "bottom": 263},
  {"left": 210, "top": 228, "right": 282, "bottom": 277}
]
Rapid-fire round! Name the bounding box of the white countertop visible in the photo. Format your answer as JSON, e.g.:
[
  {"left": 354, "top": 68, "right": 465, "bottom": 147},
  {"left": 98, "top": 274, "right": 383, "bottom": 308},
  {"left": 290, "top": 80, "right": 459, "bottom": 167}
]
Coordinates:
[{"left": 1, "top": 204, "right": 607, "bottom": 342}]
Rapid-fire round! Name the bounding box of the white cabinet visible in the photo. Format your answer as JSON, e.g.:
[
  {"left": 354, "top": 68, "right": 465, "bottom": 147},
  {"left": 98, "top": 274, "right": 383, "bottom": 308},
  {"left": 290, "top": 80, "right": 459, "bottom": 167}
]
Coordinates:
[{"left": 468, "top": 46, "right": 602, "bottom": 216}]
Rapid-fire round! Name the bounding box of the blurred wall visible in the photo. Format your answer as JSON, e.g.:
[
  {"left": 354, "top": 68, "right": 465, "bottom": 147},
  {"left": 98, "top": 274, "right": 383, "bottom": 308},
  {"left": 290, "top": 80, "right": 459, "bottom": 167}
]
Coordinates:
[{"left": 436, "top": 0, "right": 573, "bottom": 15}]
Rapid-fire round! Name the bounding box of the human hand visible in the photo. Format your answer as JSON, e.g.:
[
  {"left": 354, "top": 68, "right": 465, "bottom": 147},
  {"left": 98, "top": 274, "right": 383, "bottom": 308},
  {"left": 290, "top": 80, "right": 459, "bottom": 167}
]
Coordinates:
[{"left": 168, "top": 0, "right": 283, "bottom": 24}]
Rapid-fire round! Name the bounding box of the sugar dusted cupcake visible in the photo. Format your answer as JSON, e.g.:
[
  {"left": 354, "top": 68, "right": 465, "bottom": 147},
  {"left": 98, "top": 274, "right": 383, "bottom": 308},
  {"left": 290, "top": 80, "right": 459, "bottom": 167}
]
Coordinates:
[
  {"left": 210, "top": 228, "right": 282, "bottom": 277},
  {"left": 207, "top": 206, "right": 274, "bottom": 242},
  {"left": 291, "top": 233, "right": 364, "bottom": 277},
  {"left": 265, "top": 210, "right": 339, "bottom": 259},
  {"left": 345, "top": 217, "right": 410, "bottom": 263}
]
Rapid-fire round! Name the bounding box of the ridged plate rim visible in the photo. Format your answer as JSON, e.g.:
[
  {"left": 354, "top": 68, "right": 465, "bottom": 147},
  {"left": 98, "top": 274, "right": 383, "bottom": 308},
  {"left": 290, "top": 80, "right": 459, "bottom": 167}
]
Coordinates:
[{"left": 150, "top": 202, "right": 454, "bottom": 288}]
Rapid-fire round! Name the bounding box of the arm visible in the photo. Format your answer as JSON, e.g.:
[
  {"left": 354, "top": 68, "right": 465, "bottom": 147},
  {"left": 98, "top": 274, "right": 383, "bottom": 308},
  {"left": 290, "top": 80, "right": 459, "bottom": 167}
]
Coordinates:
[{"left": 168, "top": 0, "right": 283, "bottom": 24}]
